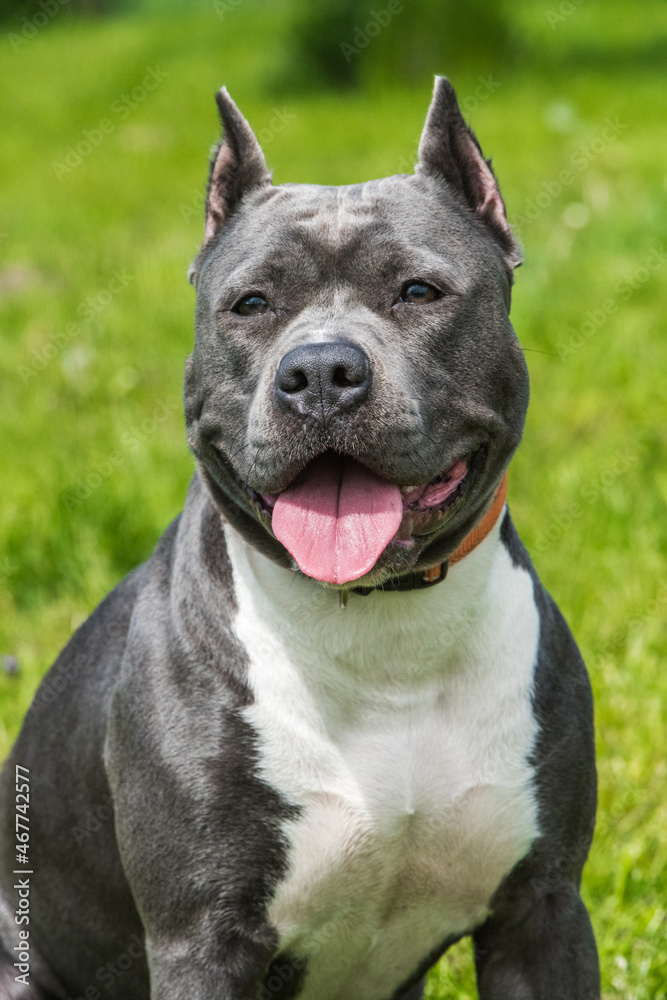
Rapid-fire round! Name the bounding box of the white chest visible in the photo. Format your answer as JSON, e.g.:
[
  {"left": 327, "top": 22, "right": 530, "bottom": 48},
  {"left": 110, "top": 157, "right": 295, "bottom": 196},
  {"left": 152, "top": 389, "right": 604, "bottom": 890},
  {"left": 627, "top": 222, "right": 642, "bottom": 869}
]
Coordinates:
[{"left": 225, "top": 523, "right": 541, "bottom": 1000}]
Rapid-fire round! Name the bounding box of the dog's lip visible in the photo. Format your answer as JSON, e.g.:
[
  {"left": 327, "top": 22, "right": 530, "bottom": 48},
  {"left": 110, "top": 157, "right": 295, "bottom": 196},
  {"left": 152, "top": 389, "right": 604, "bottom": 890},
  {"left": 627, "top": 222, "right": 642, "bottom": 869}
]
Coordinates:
[{"left": 237, "top": 449, "right": 478, "bottom": 532}]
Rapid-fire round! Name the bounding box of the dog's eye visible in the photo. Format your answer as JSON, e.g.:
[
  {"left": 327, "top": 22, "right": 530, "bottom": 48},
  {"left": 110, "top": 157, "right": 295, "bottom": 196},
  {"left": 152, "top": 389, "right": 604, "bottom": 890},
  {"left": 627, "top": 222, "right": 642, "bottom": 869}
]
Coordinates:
[
  {"left": 400, "top": 282, "right": 440, "bottom": 304},
  {"left": 233, "top": 294, "right": 269, "bottom": 316}
]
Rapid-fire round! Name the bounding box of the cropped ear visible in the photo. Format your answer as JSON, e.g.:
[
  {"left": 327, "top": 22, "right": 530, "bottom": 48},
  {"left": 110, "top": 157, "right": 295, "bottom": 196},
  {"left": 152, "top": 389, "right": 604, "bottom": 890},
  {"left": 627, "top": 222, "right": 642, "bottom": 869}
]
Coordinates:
[
  {"left": 417, "top": 76, "right": 522, "bottom": 271},
  {"left": 204, "top": 87, "right": 271, "bottom": 245}
]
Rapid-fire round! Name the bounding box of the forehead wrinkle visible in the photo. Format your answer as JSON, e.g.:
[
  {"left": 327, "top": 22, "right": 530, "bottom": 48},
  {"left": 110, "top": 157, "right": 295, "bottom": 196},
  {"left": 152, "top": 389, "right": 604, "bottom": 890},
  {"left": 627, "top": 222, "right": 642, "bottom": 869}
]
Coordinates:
[
  {"left": 252, "top": 194, "right": 383, "bottom": 283},
  {"left": 242, "top": 180, "right": 474, "bottom": 289},
  {"left": 274, "top": 181, "right": 388, "bottom": 235},
  {"left": 297, "top": 183, "right": 404, "bottom": 263}
]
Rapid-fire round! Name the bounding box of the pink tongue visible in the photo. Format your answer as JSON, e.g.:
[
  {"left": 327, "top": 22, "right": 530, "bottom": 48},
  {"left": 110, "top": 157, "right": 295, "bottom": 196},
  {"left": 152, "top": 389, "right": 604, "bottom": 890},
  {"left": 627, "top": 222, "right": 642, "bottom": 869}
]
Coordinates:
[{"left": 272, "top": 454, "right": 403, "bottom": 584}]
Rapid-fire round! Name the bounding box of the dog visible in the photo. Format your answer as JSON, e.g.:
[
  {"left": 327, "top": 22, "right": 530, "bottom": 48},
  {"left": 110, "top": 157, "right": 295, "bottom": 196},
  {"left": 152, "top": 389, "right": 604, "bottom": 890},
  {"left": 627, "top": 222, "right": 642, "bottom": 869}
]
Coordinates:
[{"left": 0, "top": 77, "right": 599, "bottom": 1000}]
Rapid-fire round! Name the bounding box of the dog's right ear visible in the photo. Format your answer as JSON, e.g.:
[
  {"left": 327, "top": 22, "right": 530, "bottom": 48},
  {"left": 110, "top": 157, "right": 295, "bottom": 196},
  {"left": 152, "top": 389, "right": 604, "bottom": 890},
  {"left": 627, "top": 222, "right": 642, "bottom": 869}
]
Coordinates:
[
  {"left": 417, "top": 76, "right": 522, "bottom": 272},
  {"left": 203, "top": 88, "right": 271, "bottom": 247}
]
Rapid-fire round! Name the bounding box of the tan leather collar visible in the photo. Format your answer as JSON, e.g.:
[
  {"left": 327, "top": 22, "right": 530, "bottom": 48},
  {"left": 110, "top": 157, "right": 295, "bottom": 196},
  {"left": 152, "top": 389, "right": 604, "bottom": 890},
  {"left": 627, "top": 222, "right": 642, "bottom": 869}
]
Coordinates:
[{"left": 448, "top": 469, "right": 508, "bottom": 568}]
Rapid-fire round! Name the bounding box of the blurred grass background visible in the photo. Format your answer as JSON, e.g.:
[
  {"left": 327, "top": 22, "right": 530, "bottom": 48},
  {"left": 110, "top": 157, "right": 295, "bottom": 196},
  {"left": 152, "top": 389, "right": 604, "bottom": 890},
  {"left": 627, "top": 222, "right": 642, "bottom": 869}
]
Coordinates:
[{"left": 0, "top": 0, "right": 666, "bottom": 996}]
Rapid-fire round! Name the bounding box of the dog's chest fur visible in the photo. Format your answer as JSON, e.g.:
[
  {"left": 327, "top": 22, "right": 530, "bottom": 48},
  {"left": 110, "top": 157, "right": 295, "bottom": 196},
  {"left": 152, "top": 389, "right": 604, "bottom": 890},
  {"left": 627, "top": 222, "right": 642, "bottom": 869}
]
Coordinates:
[{"left": 225, "top": 517, "right": 541, "bottom": 1000}]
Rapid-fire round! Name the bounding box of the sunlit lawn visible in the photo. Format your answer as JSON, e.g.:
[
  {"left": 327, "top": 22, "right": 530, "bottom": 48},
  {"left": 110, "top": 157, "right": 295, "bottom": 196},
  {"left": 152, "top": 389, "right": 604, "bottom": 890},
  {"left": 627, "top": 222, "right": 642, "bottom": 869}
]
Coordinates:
[{"left": 0, "top": 2, "right": 665, "bottom": 997}]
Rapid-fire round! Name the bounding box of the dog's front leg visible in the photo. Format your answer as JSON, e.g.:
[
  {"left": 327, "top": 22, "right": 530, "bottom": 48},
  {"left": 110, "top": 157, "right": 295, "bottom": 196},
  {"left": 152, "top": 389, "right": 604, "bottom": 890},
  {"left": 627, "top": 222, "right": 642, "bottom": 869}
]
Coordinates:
[
  {"left": 142, "top": 942, "right": 269, "bottom": 1000},
  {"left": 472, "top": 883, "right": 600, "bottom": 1000},
  {"left": 106, "top": 793, "right": 282, "bottom": 1000},
  {"left": 105, "top": 658, "right": 296, "bottom": 1000},
  {"left": 106, "top": 760, "right": 284, "bottom": 1000}
]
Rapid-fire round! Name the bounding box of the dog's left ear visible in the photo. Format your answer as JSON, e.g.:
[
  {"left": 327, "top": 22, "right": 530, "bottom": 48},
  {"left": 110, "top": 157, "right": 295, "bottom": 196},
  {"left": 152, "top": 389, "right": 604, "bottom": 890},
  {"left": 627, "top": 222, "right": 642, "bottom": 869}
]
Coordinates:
[
  {"left": 203, "top": 87, "right": 271, "bottom": 246},
  {"left": 417, "top": 76, "right": 522, "bottom": 271}
]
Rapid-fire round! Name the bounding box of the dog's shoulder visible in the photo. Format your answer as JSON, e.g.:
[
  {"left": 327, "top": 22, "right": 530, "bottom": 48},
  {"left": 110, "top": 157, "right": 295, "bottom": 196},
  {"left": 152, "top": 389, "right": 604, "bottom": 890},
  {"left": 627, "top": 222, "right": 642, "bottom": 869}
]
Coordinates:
[
  {"left": 21, "top": 547, "right": 160, "bottom": 725},
  {"left": 499, "top": 511, "right": 597, "bottom": 858},
  {"left": 499, "top": 511, "right": 596, "bottom": 764}
]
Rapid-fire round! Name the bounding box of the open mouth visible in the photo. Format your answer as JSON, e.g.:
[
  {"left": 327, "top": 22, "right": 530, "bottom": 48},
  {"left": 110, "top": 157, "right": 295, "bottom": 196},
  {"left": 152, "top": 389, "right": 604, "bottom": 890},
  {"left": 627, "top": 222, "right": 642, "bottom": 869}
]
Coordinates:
[{"left": 240, "top": 450, "right": 475, "bottom": 585}]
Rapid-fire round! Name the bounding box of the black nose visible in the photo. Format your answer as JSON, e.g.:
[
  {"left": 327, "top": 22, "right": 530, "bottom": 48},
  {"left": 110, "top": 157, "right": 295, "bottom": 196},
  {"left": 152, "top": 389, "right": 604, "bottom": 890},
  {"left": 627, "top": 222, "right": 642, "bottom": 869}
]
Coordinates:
[{"left": 275, "top": 341, "right": 372, "bottom": 421}]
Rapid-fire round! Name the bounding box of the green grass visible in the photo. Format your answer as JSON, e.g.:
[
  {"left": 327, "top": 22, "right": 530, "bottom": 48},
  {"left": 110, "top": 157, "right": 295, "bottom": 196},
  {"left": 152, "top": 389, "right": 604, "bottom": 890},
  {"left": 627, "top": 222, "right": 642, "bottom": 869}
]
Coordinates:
[{"left": 1, "top": 2, "right": 666, "bottom": 997}]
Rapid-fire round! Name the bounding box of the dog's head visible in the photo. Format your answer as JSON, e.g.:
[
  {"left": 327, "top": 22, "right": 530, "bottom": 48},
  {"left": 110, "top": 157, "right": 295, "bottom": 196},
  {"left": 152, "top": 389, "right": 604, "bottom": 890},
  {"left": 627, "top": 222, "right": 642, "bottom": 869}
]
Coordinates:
[{"left": 185, "top": 77, "right": 527, "bottom": 588}]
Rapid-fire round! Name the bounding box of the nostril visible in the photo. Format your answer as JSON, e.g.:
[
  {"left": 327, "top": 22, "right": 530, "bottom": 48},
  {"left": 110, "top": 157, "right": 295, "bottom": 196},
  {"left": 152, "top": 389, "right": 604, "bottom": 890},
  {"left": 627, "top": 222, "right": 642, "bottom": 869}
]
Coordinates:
[
  {"left": 332, "top": 366, "right": 364, "bottom": 388},
  {"left": 280, "top": 368, "right": 308, "bottom": 393}
]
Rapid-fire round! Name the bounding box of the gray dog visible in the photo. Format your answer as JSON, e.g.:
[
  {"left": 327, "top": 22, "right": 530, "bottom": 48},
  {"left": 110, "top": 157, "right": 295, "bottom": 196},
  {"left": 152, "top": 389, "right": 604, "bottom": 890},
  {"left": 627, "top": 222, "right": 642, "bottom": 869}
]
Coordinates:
[{"left": 0, "top": 77, "right": 599, "bottom": 1000}]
